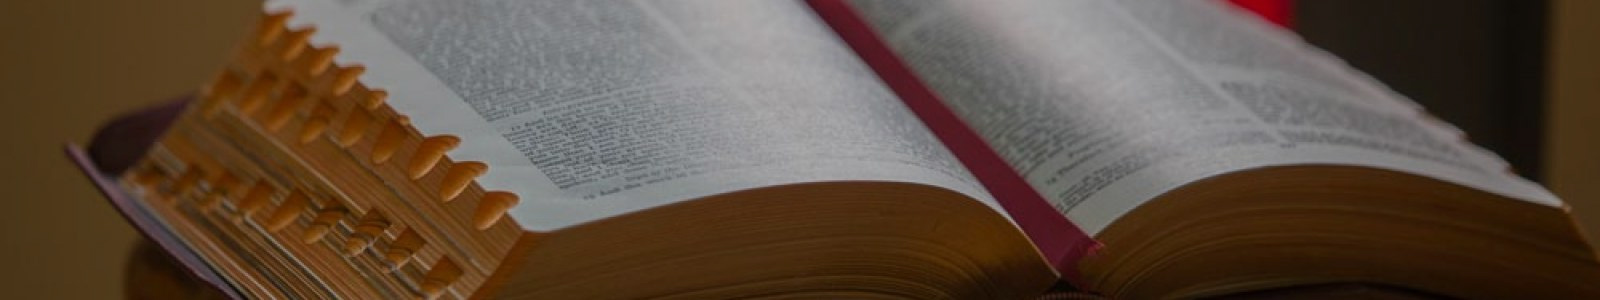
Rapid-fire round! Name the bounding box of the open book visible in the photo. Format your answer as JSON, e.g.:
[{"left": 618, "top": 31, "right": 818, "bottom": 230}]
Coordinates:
[{"left": 101, "top": 0, "right": 1600, "bottom": 298}]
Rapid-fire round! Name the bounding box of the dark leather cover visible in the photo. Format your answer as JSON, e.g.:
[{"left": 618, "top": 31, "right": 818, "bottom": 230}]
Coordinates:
[{"left": 66, "top": 96, "right": 242, "bottom": 300}]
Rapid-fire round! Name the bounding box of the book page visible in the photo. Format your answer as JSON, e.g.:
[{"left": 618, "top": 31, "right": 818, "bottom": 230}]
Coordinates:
[
  {"left": 270, "top": 0, "right": 994, "bottom": 231},
  {"left": 848, "top": 0, "right": 1560, "bottom": 234}
]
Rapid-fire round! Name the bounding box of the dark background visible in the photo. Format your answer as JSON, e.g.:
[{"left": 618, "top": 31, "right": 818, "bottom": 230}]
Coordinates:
[
  {"left": 1293, "top": 0, "right": 1600, "bottom": 255},
  {"left": 1297, "top": 0, "right": 1548, "bottom": 180}
]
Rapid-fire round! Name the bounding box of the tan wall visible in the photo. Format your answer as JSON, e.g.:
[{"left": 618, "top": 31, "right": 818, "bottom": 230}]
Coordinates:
[
  {"left": 0, "top": 0, "right": 254, "bottom": 298},
  {"left": 1547, "top": 0, "right": 1600, "bottom": 250}
]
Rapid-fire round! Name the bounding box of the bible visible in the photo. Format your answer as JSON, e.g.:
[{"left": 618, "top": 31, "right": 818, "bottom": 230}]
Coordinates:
[{"left": 87, "top": 0, "right": 1600, "bottom": 298}]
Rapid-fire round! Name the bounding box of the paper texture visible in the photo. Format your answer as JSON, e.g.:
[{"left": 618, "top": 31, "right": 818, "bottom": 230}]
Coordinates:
[
  {"left": 270, "top": 0, "right": 995, "bottom": 231},
  {"left": 849, "top": 0, "right": 1560, "bottom": 234}
]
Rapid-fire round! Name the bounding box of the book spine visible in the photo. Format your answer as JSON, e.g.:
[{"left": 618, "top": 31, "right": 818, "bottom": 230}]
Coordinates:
[{"left": 120, "top": 11, "right": 524, "bottom": 299}]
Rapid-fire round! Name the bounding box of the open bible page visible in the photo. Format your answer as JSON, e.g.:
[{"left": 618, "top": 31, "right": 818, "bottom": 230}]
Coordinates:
[
  {"left": 269, "top": 0, "right": 994, "bottom": 231},
  {"left": 848, "top": 0, "right": 1558, "bottom": 234}
]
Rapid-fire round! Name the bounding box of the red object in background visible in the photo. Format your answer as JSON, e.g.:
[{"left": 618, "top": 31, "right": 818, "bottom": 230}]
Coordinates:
[{"left": 1230, "top": 0, "right": 1294, "bottom": 28}]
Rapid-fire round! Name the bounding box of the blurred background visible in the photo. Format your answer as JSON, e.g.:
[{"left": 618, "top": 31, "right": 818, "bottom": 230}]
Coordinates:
[{"left": 0, "top": 0, "right": 1594, "bottom": 298}]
